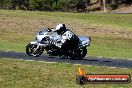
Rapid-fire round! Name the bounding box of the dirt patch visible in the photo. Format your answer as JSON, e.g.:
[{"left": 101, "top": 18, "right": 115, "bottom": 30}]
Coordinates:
[
  {"left": 111, "top": 6, "right": 132, "bottom": 13},
  {"left": 0, "top": 14, "right": 132, "bottom": 41}
]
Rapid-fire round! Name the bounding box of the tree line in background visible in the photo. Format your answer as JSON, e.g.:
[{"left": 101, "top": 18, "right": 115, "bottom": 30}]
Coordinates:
[{"left": 0, "top": 0, "right": 132, "bottom": 12}]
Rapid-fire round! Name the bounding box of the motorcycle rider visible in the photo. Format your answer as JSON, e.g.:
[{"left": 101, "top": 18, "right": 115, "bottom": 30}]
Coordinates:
[{"left": 52, "top": 24, "right": 80, "bottom": 55}]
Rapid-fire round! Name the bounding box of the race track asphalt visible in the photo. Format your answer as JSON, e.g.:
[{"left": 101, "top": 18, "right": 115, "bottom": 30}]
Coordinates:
[{"left": 0, "top": 51, "right": 132, "bottom": 68}]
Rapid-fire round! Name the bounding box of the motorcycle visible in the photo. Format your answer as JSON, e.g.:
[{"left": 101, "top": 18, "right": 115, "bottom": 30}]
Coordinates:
[{"left": 26, "top": 28, "right": 91, "bottom": 60}]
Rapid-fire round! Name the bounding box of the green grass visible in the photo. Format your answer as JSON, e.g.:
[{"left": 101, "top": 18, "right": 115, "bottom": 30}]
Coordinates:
[
  {"left": 0, "top": 10, "right": 132, "bottom": 59},
  {"left": 45, "top": 12, "right": 132, "bottom": 29},
  {"left": 0, "top": 40, "right": 25, "bottom": 52},
  {"left": 1, "top": 10, "right": 132, "bottom": 29},
  {"left": 89, "top": 36, "right": 132, "bottom": 59},
  {"left": 0, "top": 58, "right": 132, "bottom": 88}
]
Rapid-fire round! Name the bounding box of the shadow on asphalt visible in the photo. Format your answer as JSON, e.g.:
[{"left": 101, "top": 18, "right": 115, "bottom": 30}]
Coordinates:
[
  {"left": 82, "top": 59, "right": 99, "bottom": 62},
  {"left": 58, "top": 57, "right": 100, "bottom": 62}
]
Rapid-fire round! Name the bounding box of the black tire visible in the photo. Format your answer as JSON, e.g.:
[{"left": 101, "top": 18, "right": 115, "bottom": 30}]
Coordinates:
[
  {"left": 26, "top": 43, "right": 44, "bottom": 57},
  {"left": 69, "top": 51, "right": 82, "bottom": 60},
  {"left": 69, "top": 47, "right": 87, "bottom": 60},
  {"left": 81, "top": 48, "right": 87, "bottom": 58},
  {"left": 76, "top": 76, "right": 87, "bottom": 85}
]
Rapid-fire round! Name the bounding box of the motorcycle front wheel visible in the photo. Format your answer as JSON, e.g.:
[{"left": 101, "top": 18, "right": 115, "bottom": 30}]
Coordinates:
[{"left": 26, "top": 43, "right": 44, "bottom": 57}]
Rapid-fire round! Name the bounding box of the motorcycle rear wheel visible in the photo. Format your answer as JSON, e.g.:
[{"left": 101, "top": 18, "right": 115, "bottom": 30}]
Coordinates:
[
  {"left": 69, "top": 47, "right": 87, "bottom": 60},
  {"left": 26, "top": 43, "right": 44, "bottom": 57}
]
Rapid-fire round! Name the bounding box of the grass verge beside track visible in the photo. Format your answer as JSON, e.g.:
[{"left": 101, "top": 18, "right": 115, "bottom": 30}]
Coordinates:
[{"left": 0, "top": 58, "right": 132, "bottom": 88}]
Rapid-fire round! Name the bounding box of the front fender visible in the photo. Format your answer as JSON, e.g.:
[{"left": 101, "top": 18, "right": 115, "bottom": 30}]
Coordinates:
[
  {"left": 30, "top": 41, "right": 39, "bottom": 45},
  {"left": 29, "top": 41, "right": 47, "bottom": 47}
]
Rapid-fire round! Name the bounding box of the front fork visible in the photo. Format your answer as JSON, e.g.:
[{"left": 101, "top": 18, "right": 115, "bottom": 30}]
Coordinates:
[{"left": 33, "top": 43, "right": 45, "bottom": 53}]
